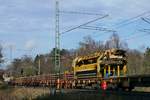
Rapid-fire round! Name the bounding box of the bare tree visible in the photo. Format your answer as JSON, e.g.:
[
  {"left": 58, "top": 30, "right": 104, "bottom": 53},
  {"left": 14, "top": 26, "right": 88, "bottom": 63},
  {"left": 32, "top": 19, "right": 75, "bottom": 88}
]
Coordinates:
[
  {"left": 127, "top": 50, "right": 143, "bottom": 75},
  {"left": 0, "top": 44, "right": 4, "bottom": 65},
  {"left": 78, "top": 35, "right": 104, "bottom": 55},
  {"left": 143, "top": 47, "right": 150, "bottom": 74},
  {"left": 8, "top": 55, "right": 35, "bottom": 77},
  {"left": 105, "top": 33, "right": 128, "bottom": 50}
]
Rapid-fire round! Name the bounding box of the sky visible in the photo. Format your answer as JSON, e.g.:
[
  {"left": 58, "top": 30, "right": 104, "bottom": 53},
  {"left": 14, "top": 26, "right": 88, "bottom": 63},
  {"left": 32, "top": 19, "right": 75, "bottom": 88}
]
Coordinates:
[{"left": 0, "top": 0, "right": 150, "bottom": 67}]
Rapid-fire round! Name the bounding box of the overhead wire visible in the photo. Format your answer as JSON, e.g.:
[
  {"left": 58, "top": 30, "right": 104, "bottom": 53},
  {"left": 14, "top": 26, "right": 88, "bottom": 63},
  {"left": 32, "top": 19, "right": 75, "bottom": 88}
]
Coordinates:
[
  {"left": 79, "top": 25, "right": 116, "bottom": 38},
  {"left": 141, "top": 17, "right": 150, "bottom": 25},
  {"left": 73, "top": 25, "right": 116, "bottom": 39},
  {"left": 59, "top": 10, "right": 150, "bottom": 44},
  {"left": 59, "top": 11, "right": 104, "bottom": 16},
  {"left": 111, "top": 11, "right": 150, "bottom": 42},
  {"left": 80, "top": 25, "right": 116, "bottom": 32},
  {"left": 142, "top": 29, "right": 150, "bottom": 31},
  {"left": 123, "top": 16, "right": 150, "bottom": 41},
  {"left": 60, "top": 15, "right": 109, "bottom": 34},
  {"left": 112, "top": 11, "right": 150, "bottom": 29},
  {"left": 122, "top": 30, "right": 150, "bottom": 41}
]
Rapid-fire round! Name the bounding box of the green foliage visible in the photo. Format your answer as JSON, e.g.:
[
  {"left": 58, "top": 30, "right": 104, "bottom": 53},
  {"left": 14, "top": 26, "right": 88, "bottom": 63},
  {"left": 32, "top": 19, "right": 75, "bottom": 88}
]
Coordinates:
[{"left": 23, "top": 66, "right": 36, "bottom": 76}]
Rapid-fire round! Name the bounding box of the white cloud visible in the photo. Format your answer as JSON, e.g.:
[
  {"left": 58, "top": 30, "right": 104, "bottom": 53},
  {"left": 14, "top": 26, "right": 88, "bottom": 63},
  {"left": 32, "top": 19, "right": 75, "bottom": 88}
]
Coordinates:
[{"left": 25, "top": 39, "right": 37, "bottom": 50}]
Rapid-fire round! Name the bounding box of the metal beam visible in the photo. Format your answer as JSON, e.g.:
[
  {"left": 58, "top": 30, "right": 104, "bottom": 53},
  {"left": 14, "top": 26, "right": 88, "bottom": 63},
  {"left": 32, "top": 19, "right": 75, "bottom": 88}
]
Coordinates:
[{"left": 55, "top": 0, "right": 60, "bottom": 73}]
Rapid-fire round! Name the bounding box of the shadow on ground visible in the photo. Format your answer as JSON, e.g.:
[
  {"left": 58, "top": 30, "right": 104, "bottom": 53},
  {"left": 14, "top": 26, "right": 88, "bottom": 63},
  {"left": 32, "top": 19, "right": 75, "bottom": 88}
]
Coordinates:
[{"left": 35, "top": 92, "right": 150, "bottom": 100}]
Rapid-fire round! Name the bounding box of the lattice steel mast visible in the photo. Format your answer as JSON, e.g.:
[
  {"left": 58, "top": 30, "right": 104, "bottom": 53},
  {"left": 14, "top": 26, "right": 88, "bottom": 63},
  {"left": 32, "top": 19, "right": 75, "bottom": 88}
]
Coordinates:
[{"left": 55, "top": 0, "right": 60, "bottom": 73}]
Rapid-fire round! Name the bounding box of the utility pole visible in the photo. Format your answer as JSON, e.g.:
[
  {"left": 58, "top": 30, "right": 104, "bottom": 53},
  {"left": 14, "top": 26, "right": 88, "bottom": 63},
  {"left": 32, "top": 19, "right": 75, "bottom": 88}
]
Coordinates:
[
  {"left": 9, "top": 45, "right": 13, "bottom": 62},
  {"left": 38, "top": 59, "right": 41, "bottom": 75},
  {"left": 55, "top": 0, "right": 60, "bottom": 73}
]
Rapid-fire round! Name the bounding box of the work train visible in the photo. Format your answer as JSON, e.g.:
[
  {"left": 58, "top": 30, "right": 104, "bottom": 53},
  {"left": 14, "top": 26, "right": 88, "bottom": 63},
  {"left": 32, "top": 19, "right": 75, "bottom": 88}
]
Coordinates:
[{"left": 10, "top": 49, "right": 132, "bottom": 90}]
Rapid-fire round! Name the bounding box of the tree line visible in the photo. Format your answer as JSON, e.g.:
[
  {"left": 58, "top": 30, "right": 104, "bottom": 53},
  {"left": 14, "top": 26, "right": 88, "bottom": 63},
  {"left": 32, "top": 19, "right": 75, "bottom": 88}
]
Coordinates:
[{"left": 0, "top": 33, "right": 150, "bottom": 77}]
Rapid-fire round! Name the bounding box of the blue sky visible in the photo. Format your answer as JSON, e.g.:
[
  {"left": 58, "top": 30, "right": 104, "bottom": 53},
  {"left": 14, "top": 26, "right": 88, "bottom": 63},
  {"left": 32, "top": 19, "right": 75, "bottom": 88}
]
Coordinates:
[{"left": 0, "top": 0, "right": 150, "bottom": 67}]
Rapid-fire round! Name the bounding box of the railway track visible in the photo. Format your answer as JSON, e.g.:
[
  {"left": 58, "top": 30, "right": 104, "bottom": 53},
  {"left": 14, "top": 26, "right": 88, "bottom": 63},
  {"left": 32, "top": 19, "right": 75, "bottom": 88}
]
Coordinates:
[
  {"left": 56, "top": 88, "right": 150, "bottom": 94},
  {"left": 49, "top": 89, "right": 150, "bottom": 100},
  {"left": 6, "top": 86, "right": 149, "bottom": 100}
]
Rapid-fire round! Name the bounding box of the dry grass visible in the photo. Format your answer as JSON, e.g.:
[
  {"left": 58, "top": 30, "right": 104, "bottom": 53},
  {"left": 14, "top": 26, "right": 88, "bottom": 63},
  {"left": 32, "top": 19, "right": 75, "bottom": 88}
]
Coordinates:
[
  {"left": 0, "top": 87, "right": 50, "bottom": 100},
  {"left": 133, "top": 87, "right": 150, "bottom": 92},
  {"left": 0, "top": 86, "right": 150, "bottom": 100}
]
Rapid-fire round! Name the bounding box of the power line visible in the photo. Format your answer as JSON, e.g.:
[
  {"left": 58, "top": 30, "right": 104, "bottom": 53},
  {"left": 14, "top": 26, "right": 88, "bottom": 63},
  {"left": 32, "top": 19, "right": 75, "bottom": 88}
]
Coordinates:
[
  {"left": 115, "top": 11, "right": 150, "bottom": 28},
  {"left": 139, "top": 29, "right": 150, "bottom": 33},
  {"left": 59, "top": 11, "right": 104, "bottom": 16},
  {"left": 76, "top": 25, "right": 116, "bottom": 39},
  {"left": 143, "top": 29, "right": 150, "bottom": 31},
  {"left": 61, "top": 15, "right": 108, "bottom": 34},
  {"left": 123, "top": 31, "right": 150, "bottom": 41},
  {"left": 117, "top": 11, "right": 150, "bottom": 25},
  {"left": 80, "top": 27, "right": 115, "bottom": 32},
  {"left": 80, "top": 25, "right": 116, "bottom": 33},
  {"left": 115, "top": 20, "right": 138, "bottom": 28},
  {"left": 141, "top": 17, "right": 150, "bottom": 25}
]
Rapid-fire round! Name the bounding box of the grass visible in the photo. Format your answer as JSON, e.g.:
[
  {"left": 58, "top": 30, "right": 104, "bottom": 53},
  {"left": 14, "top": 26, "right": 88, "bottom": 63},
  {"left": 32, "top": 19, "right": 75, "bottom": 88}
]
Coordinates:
[
  {"left": 0, "top": 86, "right": 50, "bottom": 100},
  {"left": 0, "top": 85, "right": 150, "bottom": 100}
]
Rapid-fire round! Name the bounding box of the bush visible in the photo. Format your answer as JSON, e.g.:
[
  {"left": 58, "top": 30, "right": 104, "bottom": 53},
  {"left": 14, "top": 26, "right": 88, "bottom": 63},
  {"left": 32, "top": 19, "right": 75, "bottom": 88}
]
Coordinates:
[{"left": 0, "top": 83, "right": 9, "bottom": 90}]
